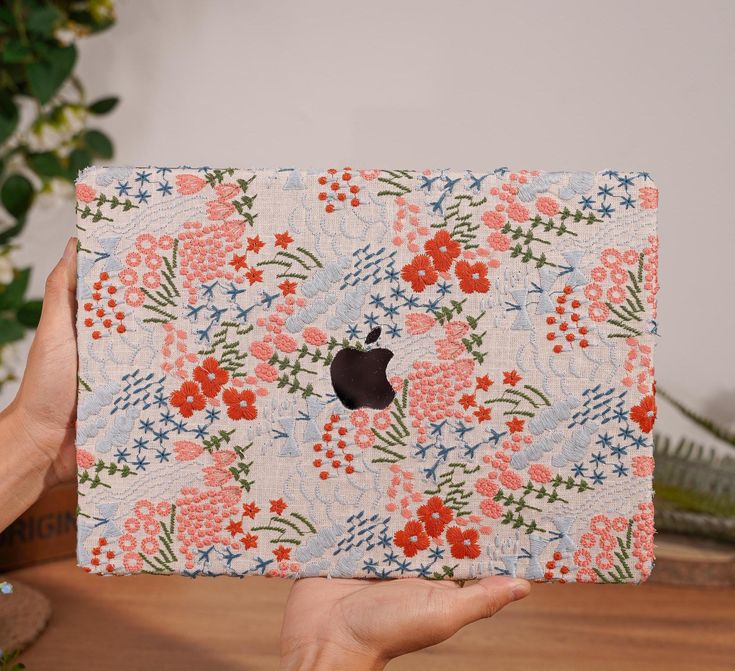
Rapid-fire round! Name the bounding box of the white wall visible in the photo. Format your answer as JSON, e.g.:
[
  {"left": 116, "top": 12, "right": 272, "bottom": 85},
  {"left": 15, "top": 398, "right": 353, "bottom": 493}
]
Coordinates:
[{"left": 7, "top": 0, "right": 735, "bottom": 449}]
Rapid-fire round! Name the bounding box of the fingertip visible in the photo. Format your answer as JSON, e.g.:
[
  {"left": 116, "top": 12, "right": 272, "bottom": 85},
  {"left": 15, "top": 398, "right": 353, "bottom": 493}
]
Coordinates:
[{"left": 509, "top": 578, "right": 531, "bottom": 601}]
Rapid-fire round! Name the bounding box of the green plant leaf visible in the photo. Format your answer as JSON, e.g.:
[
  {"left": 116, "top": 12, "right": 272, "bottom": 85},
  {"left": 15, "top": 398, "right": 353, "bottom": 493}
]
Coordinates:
[
  {"left": 0, "top": 267, "right": 30, "bottom": 309},
  {"left": 1, "top": 174, "right": 34, "bottom": 218},
  {"left": 2, "top": 39, "right": 34, "bottom": 63},
  {"left": 26, "top": 44, "right": 77, "bottom": 105},
  {"left": 27, "top": 151, "right": 65, "bottom": 179},
  {"left": 26, "top": 5, "right": 63, "bottom": 34},
  {"left": 0, "top": 317, "right": 25, "bottom": 344},
  {"left": 68, "top": 148, "right": 92, "bottom": 178},
  {"left": 0, "top": 92, "right": 19, "bottom": 144},
  {"left": 88, "top": 96, "right": 119, "bottom": 115},
  {"left": 16, "top": 299, "right": 43, "bottom": 328},
  {"left": 81, "top": 129, "right": 113, "bottom": 158}
]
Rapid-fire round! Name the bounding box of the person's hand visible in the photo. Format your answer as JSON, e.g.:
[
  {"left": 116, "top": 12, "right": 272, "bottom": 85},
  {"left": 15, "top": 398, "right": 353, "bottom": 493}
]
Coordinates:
[
  {"left": 0, "top": 237, "right": 78, "bottom": 530},
  {"left": 281, "top": 574, "right": 530, "bottom": 670}
]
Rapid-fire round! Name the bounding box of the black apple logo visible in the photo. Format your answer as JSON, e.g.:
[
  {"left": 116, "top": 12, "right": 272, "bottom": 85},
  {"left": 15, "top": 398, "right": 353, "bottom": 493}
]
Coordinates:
[{"left": 330, "top": 327, "right": 396, "bottom": 410}]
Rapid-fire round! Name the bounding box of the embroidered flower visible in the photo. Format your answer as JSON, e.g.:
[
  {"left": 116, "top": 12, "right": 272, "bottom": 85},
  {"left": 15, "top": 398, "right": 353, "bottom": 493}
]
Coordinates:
[
  {"left": 250, "top": 340, "right": 274, "bottom": 360},
  {"left": 175, "top": 174, "right": 206, "bottom": 194},
  {"left": 394, "top": 520, "right": 430, "bottom": 557},
  {"left": 630, "top": 395, "right": 657, "bottom": 433},
  {"left": 481, "top": 210, "right": 505, "bottom": 229},
  {"left": 480, "top": 499, "right": 503, "bottom": 519},
  {"left": 193, "top": 357, "right": 229, "bottom": 397},
  {"left": 170, "top": 381, "right": 206, "bottom": 418},
  {"left": 223, "top": 387, "right": 258, "bottom": 421},
  {"left": 76, "top": 449, "right": 96, "bottom": 470},
  {"left": 446, "top": 526, "right": 481, "bottom": 559},
  {"left": 417, "top": 496, "right": 454, "bottom": 537},
  {"left": 488, "top": 231, "right": 510, "bottom": 252},
  {"left": 455, "top": 260, "right": 489, "bottom": 294},
  {"left": 76, "top": 183, "right": 96, "bottom": 203},
  {"left": 401, "top": 255, "right": 438, "bottom": 292},
  {"left": 302, "top": 326, "right": 328, "bottom": 346},
  {"left": 173, "top": 441, "right": 203, "bottom": 461},
  {"left": 536, "top": 196, "right": 559, "bottom": 217},
  {"left": 424, "top": 230, "right": 461, "bottom": 272},
  {"left": 405, "top": 312, "right": 435, "bottom": 335},
  {"left": 632, "top": 455, "right": 655, "bottom": 477},
  {"left": 528, "top": 463, "right": 552, "bottom": 484}
]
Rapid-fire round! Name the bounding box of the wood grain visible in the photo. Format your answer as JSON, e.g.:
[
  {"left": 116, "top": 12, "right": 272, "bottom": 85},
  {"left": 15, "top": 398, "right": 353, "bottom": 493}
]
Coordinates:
[{"left": 7, "top": 559, "right": 734, "bottom": 670}]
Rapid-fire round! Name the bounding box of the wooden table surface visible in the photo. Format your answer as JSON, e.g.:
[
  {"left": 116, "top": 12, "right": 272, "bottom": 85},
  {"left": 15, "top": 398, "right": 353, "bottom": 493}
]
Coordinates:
[{"left": 7, "top": 559, "right": 735, "bottom": 670}]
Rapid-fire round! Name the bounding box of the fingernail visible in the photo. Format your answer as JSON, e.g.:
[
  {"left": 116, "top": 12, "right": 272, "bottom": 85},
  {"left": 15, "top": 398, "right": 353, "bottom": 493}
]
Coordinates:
[
  {"left": 63, "top": 237, "right": 77, "bottom": 261},
  {"left": 510, "top": 579, "right": 530, "bottom": 601}
]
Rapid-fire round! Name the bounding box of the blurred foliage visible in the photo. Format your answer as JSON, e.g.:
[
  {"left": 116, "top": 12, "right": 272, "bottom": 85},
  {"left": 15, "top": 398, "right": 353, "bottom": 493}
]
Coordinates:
[
  {"left": 654, "top": 390, "right": 735, "bottom": 544},
  {"left": 0, "top": 0, "right": 117, "bottom": 388}
]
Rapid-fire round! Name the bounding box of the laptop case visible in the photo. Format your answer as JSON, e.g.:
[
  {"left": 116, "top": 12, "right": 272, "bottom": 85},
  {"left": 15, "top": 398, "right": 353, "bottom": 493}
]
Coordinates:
[{"left": 74, "top": 167, "right": 658, "bottom": 582}]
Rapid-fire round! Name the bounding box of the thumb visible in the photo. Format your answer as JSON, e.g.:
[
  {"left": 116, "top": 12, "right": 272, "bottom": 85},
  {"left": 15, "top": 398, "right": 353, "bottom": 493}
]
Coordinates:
[
  {"left": 39, "top": 237, "right": 77, "bottom": 332},
  {"left": 447, "top": 576, "right": 530, "bottom": 626}
]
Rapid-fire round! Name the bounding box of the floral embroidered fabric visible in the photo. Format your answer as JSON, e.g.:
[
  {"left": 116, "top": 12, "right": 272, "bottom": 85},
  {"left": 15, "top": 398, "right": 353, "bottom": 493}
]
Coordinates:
[{"left": 75, "top": 167, "right": 658, "bottom": 582}]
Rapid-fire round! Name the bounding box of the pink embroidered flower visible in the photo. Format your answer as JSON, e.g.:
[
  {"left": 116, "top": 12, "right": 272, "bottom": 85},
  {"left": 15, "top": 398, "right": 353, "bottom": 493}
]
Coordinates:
[
  {"left": 215, "top": 182, "right": 240, "bottom": 201},
  {"left": 444, "top": 321, "right": 470, "bottom": 340},
  {"left": 507, "top": 201, "right": 529, "bottom": 223},
  {"left": 76, "top": 183, "right": 96, "bottom": 203},
  {"left": 359, "top": 169, "right": 380, "bottom": 181},
  {"left": 405, "top": 312, "right": 435, "bottom": 335},
  {"left": 354, "top": 427, "right": 375, "bottom": 449},
  {"left": 119, "top": 269, "right": 138, "bottom": 288},
  {"left": 249, "top": 340, "right": 274, "bottom": 361},
  {"left": 274, "top": 333, "right": 297, "bottom": 353},
  {"left": 119, "top": 534, "right": 137, "bottom": 552},
  {"left": 302, "top": 326, "right": 328, "bottom": 346},
  {"left": 207, "top": 199, "right": 237, "bottom": 221},
  {"left": 488, "top": 231, "right": 510, "bottom": 252},
  {"left": 481, "top": 210, "right": 505, "bottom": 229},
  {"left": 140, "top": 536, "right": 160, "bottom": 555},
  {"left": 475, "top": 477, "right": 499, "bottom": 498},
  {"left": 373, "top": 410, "right": 391, "bottom": 431},
  {"left": 499, "top": 470, "right": 522, "bottom": 490},
  {"left": 639, "top": 186, "right": 658, "bottom": 209},
  {"left": 632, "top": 455, "right": 655, "bottom": 477},
  {"left": 255, "top": 362, "right": 279, "bottom": 383},
  {"left": 76, "top": 449, "right": 96, "bottom": 470},
  {"left": 590, "top": 514, "right": 611, "bottom": 535},
  {"left": 174, "top": 441, "right": 203, "bottom": 461},
  {"left": 203, "top": 465, "right": 233, "bottom": 487},
  {"left": 574, "top": 549, "right": 591, "bottom": 567},
  {"left": 588, "top": 301, "right": 609, "bottom": 322},
  {"left": 480, "top": 499, "right": 503, "bottom": 519},
  {"left": 528, "top": 463, "right": 552, "bottom": 484},
  {"left": 536, "top": 196, "right": 559, "bottom": 217},
  {"left": 143, "top": 271, "right": 160, "bottom": 290},
  {"left": 576, "top": 568, "right": 598, "bottom": 583},
  {"left": 123, "top": 552, "right": 143, "bottom": 572},
  {"left": 350, "top": 409, "right": 370, "bottom": 428},
  {"left": 436, "top": 338, "right": 465, "bottom": 360},
  {"left": 175, "top": 174, "right": 206, "bottom": 195}
]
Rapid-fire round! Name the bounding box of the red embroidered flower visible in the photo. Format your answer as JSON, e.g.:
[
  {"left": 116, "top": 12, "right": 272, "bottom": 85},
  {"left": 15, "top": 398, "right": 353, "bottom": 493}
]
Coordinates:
[
  {"left": 503, "top": 370, "right": 522, "bottom": 386},
  {"left": 273, "top": 545, "right": 291, "bottom": 561},
  {"left": 630, "top": 395, "right": 657, "bottom": 433},
  {"left": 170, "top": 381, "right": 206, "bottom": 418},
  {"left": 278, "top": 279, "right": 297, "bottom": 296},
  {"left": 223, "top": 387, "right": 258, "bottom": 420},
  {"left": 417, "top": 496, "right": 454, "bottom": 537},
  {"left": 455, "top": 261, "right": 489, "bottom": 294},
  {"left": 245, "top": 267, "right": 263, "bottom": 285},
  {"left": 446, "top": 526, "right": 481, "bottom": 559},
  {"left": 393, "top": 520, "right": 430, "bottom": 557},
  {"left": 270, "top": 498, "right": 288, "bottom": 515},
  {"left": 506, "top": 416, "right": 525, "bottom": 434},
  {"left": 459, "top": 394, "right": 477, "bottom": 410},
  {"left": 474, "top": 406, "right": 492, "bottom": 423},
  {"left": 275, "top": 231, "right": 294, "bottom": 249},
  {"left": 242, "top": 501, "right": 260, "bottom": 518},
  {"left": 476, "top": 375, "right": 493, "bottom": 391},
  {"left": 424, "top": 230, "right": 461, "bottom": 272},
  {"left": 247, "top": 235, "right": 265, "bottom": 253},
  {"left": 229, "top": 254, "right": 247, "bottom": 271},
  {"left": 193, "top": 357, "right": 229, "bottom": 397},
  {"left": 226, "top": 519, "right": 244, "bottom": 536},
  {"left": 241, "top": 533, "right": 258, "bottom": 549},
  {"left": 401, "top": 255, "right": 438, "bottom": 292}
]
